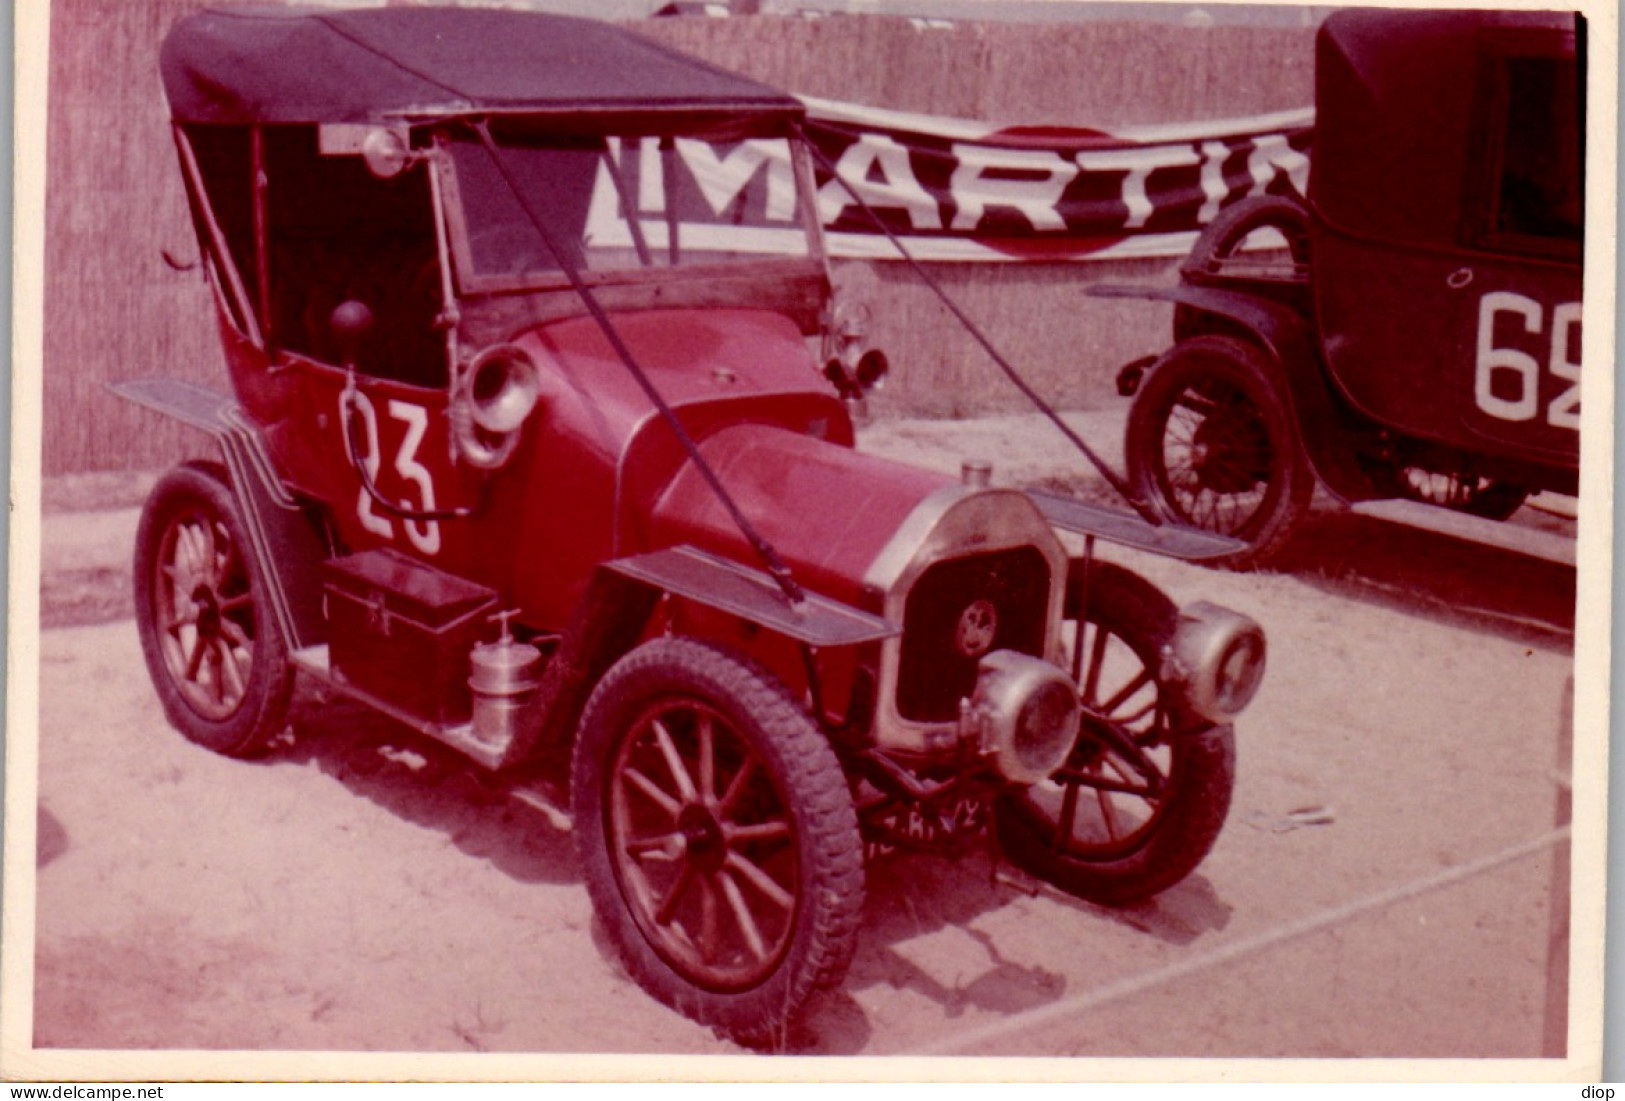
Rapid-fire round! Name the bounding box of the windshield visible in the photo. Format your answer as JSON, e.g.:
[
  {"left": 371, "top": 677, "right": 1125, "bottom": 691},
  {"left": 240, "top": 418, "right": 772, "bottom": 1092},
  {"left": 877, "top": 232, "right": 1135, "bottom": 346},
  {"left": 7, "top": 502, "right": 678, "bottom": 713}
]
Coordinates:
[{"left": 444, "top": 131, "right": 815, "bottom": 289}]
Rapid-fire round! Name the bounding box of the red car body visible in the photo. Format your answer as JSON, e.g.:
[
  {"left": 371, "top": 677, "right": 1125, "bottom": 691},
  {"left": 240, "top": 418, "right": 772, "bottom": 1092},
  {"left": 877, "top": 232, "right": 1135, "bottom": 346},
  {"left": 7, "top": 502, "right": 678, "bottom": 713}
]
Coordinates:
[{"left": 116, "top": 5, "right": 1266, "bottom": 1042}]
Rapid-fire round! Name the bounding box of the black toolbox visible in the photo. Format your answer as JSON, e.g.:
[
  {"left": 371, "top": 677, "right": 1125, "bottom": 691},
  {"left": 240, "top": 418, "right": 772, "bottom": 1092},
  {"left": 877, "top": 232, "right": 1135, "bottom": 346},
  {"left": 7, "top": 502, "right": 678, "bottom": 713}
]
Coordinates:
[{"left": 323, "top": 549, "right": 500, "bottom": 725}]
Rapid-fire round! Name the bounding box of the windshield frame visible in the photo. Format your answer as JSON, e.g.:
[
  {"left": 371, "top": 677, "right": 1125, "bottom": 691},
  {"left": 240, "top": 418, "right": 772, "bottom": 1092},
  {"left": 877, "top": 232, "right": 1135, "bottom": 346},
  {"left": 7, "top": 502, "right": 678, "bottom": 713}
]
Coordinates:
[{"left": 434, "top": 124, "right": 828, "bottom": 299}]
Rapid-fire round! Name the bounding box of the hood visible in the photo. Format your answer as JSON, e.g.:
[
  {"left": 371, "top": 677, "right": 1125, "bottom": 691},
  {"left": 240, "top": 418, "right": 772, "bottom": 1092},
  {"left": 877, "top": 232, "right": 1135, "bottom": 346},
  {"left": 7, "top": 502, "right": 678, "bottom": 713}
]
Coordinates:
[
  {"left": 514, "top": 306, "right": 844, "bottom": 458},
  {"left": 647, "top": 423, "right": 953, "bottom": 608}
]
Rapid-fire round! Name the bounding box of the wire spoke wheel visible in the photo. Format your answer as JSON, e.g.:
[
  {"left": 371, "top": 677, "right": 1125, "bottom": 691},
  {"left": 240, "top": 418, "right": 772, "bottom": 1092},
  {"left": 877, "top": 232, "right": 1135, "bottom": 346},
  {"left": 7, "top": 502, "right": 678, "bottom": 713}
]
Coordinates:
[
  {"left": 1161, "top": 376, "right": 1276, "bottom": 535},
  {"left": 573, "top": 638, "right": 863, "bottom": 1043},
  {"left": 134, "top": 463, "right": 292, "bottom": 756},
  {"left": 995, "top": 562, "right": 1236, "bottom": 905},
  {"left": 1126, "top": 335, "right": 1312, "bottom": 569}
]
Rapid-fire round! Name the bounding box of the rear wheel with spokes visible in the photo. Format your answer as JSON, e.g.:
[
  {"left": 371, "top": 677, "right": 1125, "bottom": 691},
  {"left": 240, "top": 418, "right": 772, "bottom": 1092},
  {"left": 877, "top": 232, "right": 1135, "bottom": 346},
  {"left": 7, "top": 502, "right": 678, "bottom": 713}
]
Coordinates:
[
  {"left": 1126, "top": 335, "right": 1313, "bottom": 568},
  {"left": 994, "top": 562, "right": 1236, "bottom": 905},
  {"left": 572, "top": 638, "right": 863, "bottom": 1043},
  {"left": 133, "top": 462, "right": 293, "bottom": 756}
]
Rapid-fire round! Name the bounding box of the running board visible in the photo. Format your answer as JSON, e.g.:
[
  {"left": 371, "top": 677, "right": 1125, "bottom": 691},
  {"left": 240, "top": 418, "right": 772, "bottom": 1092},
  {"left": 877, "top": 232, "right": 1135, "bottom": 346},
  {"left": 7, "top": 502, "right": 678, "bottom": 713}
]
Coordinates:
[
  {"left": 1025, "top": 489, "right": 1250, "bottom": 561},
  {"left": 1351, "top": 498, "right": 1576, "bottom": 567},
  {"left": 291, "top": 644, "right": 513, "bottom": 771}
]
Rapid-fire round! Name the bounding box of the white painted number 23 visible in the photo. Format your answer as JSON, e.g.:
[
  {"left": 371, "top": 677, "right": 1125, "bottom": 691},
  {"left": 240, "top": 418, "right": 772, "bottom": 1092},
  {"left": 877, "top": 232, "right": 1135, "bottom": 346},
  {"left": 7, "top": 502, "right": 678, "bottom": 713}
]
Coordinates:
[
  {"left": 1474, "top": 290, "right": 1581, "bottom": 431},
  {"left": 347, "top": 394, "right": 442, "bottom": 555}
]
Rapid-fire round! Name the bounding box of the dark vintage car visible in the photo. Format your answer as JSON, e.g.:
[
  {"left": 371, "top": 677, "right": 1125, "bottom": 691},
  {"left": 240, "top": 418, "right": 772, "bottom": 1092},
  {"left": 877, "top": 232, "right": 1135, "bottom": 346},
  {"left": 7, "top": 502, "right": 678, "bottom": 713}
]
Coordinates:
[
  {"left": 115, "top": 6, "right": 1266, "bottom": 1042},
  {"left": 1102, "top": 8, "right": 1584, "bottom": 567}
]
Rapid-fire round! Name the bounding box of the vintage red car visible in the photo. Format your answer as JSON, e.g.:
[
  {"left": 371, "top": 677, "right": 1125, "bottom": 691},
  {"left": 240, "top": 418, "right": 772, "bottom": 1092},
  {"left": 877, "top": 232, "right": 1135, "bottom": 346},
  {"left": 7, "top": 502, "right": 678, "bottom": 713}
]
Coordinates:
[
  {"left": 116, "top": 6, "right": 1266, "bottom": 1042},
  {"left": 1103, "top": 8, "right": 1583, "bottom": 567}
]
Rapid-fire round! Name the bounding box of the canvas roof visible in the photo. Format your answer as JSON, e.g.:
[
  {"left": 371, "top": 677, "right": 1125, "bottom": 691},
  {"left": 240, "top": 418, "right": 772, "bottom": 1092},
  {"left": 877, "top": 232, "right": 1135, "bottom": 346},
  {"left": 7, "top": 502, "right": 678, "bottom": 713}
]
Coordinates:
[{"left": 161, "top": 6, "right": 803, "bottom": 131}]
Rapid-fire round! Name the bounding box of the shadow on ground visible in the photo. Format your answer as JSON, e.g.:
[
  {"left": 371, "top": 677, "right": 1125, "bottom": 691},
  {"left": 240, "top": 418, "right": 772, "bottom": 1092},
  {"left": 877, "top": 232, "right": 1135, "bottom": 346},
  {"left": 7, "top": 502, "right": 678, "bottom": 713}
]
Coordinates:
[
  {"left": 242, "top": 686, "right": 1237, "bottom": 1057},
  {"left": 265, "top": 690, "right": 581, "bottom": 888},
  {"left": 788, "top": 846, "right": 1232, "bottom": 1055}
]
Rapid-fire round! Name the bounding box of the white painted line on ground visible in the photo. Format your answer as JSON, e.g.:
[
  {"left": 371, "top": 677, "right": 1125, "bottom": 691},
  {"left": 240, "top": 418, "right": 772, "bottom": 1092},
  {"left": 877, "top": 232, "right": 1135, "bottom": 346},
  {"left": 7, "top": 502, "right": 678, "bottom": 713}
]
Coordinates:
[{"left": 919, "top": 826, "right": 1571, "bottom": 1055}]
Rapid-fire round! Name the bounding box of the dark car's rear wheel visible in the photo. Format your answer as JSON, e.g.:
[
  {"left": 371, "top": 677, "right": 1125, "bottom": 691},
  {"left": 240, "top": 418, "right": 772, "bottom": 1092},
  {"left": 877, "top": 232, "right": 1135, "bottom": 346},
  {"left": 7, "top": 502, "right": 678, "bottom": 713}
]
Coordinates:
[
  {"left": 572, "top": 638, "right": 864, "bottom": 1044},
  {"left": 1126, "top": 335, "right": 1313, "bottom": 568},
  {"left": 134, "top": 462, "right": 293, "bottom": 757},
  {"left": 995, "top": 562, "right": 1236, "bottom": 905}
]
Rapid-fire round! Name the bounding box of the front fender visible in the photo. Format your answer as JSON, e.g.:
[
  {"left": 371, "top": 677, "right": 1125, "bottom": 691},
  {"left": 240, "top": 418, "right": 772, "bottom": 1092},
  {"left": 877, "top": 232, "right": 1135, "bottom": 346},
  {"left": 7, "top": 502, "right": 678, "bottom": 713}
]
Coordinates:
[{"left": 1089, "top": 283, "right": 1382, "bottom": 503}]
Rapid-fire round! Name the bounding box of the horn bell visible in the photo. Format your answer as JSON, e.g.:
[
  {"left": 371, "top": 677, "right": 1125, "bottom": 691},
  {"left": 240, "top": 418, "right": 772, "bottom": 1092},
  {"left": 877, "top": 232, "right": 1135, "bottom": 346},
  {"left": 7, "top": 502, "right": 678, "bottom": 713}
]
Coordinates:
[{"left": 466, "top": 344, "right": 541, "bottom": 435}]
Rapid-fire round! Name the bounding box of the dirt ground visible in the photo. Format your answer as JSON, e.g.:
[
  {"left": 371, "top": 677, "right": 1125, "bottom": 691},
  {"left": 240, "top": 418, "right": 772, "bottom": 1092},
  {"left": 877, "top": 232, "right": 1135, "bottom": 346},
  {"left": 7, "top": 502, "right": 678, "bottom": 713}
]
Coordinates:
[{"left": 17, "top": 410, "right": 1587, "bottom": 1072}]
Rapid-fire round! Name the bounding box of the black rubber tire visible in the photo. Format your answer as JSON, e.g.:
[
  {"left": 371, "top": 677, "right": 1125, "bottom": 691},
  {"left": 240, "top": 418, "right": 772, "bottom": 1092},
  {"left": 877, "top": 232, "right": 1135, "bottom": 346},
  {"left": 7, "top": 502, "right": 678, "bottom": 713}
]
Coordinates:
[
  {"left": 1125, "top": 334, "right": 1314, "bottom": 569},
  {"left": 134, "top": 462, "right": 294, "bottom": 757},
  {"left": 994, "top": 562, "right": 1237, "bottom": 906},
  {"left": 571, "top": 637, "right": 864, "bottom": 1044}
]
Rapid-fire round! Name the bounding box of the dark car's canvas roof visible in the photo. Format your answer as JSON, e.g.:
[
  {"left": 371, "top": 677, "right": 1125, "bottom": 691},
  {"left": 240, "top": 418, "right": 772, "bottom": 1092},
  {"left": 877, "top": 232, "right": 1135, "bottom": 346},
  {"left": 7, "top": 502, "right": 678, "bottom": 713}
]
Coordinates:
[{"left": 161, "top": 6, "right": 803, "bottom": 129}]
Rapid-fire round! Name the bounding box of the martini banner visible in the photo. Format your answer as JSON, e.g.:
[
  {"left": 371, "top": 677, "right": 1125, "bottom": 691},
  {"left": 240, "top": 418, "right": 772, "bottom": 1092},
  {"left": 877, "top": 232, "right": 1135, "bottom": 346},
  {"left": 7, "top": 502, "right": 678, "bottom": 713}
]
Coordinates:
[
  {"left": 582, "top": 98, "right": 1313, "bottom": 263},
  {"left": 802, "top": 96, "right": 1313, "bottom": 261}
]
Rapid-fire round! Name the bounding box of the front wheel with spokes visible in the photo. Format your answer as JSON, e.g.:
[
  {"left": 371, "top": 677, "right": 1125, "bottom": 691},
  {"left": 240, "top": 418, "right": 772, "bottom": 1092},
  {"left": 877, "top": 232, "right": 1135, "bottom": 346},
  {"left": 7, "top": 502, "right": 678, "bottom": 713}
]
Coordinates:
[
  {"left": 133, "top": 462, "right": 293, "bottom": 757},
  {"left": 572, "top": 638, "right": 864, "bottom": 1043},
  {"left": 994, "top": 561, "right": 1236, "bottom": 905}
]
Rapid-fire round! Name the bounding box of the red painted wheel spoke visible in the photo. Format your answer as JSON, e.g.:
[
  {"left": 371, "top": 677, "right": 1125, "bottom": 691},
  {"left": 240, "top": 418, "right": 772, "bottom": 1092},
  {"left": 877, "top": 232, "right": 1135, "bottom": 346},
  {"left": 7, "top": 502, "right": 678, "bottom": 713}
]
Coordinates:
[
  {"left": 697, "top": 714, "right": 717, "bottom": 807},
  {"left": 184, "top": 632, "right": 209, "bottom": 681},
  {"left": 625, "top": 831, "right": 684, "bottom": 860},
  {"left": 604, "top": 683, "right": 812, "bottom": 995},
  {"left": 718, "top": 871, "right": 767, "bottom": 961},
  {"left": 698, "top": 873, "right": 721, "bottom": 953},
  {"left": 623, "top": 765, "right": 682, "bottom": 819},
  {"left": 1052, "top": 779, "right": 1080, "bottom": 848},
  {"left": 216, "top": 638, "right": 246, "bottom": 705},
  {"left": 654, "top": 861, "right": 697, "bottom": 926},
  {"left": 1081, "top": 623, "right": 1109, "bottom": 706},
  {"left": 1115, "top": 699, "right": 1159, "bottom": 728},
  {"left": 1100, "top": 668, "right": 1154, "bottom": 717},
  {"left": 163, "top": 604, "right": 198, "bottom": 635},
  {"left": 717, "top": 756, "right": 758, "bottom": 818},
  {"left": 205, "top": 641, "right": 229, "bottom": 705},
  {"left": 219, "top": 618, "right": 251, "bottom": 650},
  {"left": 1096, "top": 785, "right": 1123, "bottom": 840},
  {"left": 724, "top": 819, "right": 790, "bottom": 846},
  {"left": 188, "top": 522, "right": 218, "bottom": 586},
  {"left": 650, "top": 718, "right": 698, "bottom": 803},
  {"left": 723, "top": 850, "right": 793, "bottom": 912},
  {"left": 1057, "top": 764, "right": 1159, "bottom": 800}
]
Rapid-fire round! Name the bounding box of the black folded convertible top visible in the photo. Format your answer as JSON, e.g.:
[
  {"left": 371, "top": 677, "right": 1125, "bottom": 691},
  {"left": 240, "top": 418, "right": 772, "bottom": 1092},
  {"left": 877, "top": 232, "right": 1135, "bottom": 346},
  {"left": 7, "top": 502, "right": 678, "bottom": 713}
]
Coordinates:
[{"left": 161, "top": 6, "right": 803, "bottom": 129}]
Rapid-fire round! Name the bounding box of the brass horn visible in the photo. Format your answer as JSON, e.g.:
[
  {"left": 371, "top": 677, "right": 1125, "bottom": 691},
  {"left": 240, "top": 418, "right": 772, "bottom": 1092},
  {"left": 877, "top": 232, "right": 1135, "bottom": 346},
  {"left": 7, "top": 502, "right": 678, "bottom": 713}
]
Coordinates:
[
  {"left": 466, "top": 343, "right": 541, "bottom": 435},
  {"left": 453, "top": 344, "right": 542, "bottom": 469}
]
